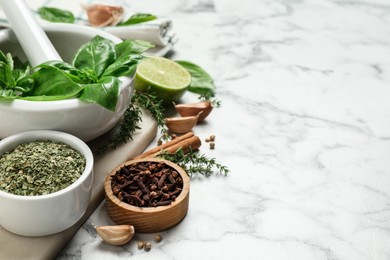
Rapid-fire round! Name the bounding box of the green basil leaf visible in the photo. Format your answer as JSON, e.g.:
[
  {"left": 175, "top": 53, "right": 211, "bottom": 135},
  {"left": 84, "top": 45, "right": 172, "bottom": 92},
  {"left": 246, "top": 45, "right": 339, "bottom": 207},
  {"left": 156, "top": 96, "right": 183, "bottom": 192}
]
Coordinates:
[
  {"left": 21, "top": 95, "right": 73, "bottom": 101},
  {"left": 175, "top": 60, "right": 216, "bottom": 96},
  {"left": 40, "top": 60, "right": 96, "bottom": 83},
  {"left": 13, "top": 66, "right": 29, "bottom": 82},
  {"left": 0, "top": 89, "right": 16, "bottom": 98},
  {"left": 38, "top": 7, "right": 75, "bottom": 23},
  {"left": 0, "top": 61, "right": 14, "bottom": 88},
  {"left": 31, "top": 65, "right": 83, "bottom": 98},
  {"left": 5, "top": 53, "right": 13, "bottom": 70},
  {"left": 117, "top": 13, "right": 157, "bottom": 26},
  {"left": 79, "top": 76, "right": 120, "bottom": 111},
  {"left": 15, "top": 76, "right": 34, "bottom": 93},
  {"left": 102, "top": 53, "right": 143, "bottom": 77},
  {"left": 0, "top": 50, "right": 7, "bottom": 64},
  {"left": 72, "top": 35, "right": 116, "bottom": 79},
  {"left": 116, "top": 39, "right": 154, "bottom": 55},
  {"left": 12, "top": 56, "right": 29, "bottom": 70},
  {"left": 102, "top": 40, "right": 152, "bottom": 77}
]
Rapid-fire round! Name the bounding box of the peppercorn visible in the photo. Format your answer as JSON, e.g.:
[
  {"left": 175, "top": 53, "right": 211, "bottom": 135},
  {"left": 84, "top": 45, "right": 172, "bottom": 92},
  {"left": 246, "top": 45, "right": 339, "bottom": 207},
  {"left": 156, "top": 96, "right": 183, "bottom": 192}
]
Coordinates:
[
  {"left": 137, "top": 240, "right": 144, "bottom": 250},
  {"left": 210, "top": 141, "right": 215, "bottom": 150},
  {"left": 144, "top": 242, "right": 152, "bottom": 251},
  {"left": 154, "top": 234, "right": 162, "bottom": 243},
  {"left": 209, "top": 134, "right": 215, "bottom": 141}
]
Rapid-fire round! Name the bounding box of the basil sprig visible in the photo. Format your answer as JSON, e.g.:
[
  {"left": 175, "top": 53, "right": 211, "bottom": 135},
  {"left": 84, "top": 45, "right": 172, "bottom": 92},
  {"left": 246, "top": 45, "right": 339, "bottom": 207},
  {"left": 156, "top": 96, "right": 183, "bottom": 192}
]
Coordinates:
[
  {"left": 0, "top": 37, "right": 154, "bottom": 111},
  {"left": 0, "top": 52, "right": 33, "bottom": 98}
]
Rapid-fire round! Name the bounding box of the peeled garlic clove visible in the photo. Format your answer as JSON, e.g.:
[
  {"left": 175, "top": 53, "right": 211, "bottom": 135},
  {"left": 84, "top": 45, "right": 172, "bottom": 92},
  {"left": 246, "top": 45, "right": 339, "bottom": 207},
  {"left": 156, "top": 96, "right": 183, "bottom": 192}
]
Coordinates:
[
  {"left": 165, "top": 113, "right": 200, "bottom": 134},
  {"left": 83, "top": 4, "right": 124, "bottom": 27},
  {"left": 96, "top": 225, "right": 135, "bottom": 246},
  {"left": 175, "top": 101, "right": 213, "bottom": 122}
]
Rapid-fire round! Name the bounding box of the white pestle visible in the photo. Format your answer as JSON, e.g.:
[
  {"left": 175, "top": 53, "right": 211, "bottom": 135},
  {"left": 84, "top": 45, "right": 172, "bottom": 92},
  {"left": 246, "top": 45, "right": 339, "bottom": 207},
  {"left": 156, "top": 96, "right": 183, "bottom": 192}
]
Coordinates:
[{"left": 0, "top": 0, "right": 62, "bottom": 66}]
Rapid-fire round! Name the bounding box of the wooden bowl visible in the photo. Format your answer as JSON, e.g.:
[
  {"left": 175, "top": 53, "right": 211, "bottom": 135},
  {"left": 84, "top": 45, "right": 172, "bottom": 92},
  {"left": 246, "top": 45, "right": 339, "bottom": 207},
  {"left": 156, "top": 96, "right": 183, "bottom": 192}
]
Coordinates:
[{"left": 104, "top": 158, "right": 190, "bottom": 233}]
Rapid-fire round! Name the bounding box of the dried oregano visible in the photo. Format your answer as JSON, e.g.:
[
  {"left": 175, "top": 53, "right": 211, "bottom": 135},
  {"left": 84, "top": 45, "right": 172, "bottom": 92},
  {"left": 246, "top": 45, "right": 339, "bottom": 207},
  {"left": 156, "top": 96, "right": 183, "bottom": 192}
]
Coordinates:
[{"left": 0, "top": 140, "right": 86, "bottom": 196}]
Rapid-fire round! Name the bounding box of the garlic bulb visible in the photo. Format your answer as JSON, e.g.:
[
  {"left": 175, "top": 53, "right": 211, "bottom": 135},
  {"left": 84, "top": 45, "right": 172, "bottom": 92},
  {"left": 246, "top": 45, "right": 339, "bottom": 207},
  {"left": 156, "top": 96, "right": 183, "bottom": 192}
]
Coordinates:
[
  {"left": 96, "top": 225, "right": 135, "bottom": 245},
  {"left": 83, "top": 4, "right": 124, "bottom": 27}
]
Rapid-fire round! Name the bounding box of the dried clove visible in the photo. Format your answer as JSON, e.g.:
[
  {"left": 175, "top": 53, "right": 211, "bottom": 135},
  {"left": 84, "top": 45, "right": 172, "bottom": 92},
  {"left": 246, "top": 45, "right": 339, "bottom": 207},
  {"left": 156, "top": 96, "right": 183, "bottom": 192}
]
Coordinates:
[{"left": 111, "top": 161, "right": 183, "bottom": 207}]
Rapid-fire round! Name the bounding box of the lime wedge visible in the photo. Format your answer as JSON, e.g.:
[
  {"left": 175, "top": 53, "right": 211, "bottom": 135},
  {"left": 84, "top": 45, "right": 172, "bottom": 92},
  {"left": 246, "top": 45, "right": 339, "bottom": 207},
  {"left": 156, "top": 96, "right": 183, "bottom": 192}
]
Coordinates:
[{"left": 134, "top": 57, "right": 191, "bottom": 104}]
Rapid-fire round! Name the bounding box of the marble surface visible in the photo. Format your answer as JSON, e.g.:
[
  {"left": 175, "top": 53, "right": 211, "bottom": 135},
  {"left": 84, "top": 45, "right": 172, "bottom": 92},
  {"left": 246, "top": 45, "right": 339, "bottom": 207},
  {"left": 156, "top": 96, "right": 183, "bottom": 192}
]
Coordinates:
[{"left": 59, "top": 0, "right": 390, "bottom": 259}]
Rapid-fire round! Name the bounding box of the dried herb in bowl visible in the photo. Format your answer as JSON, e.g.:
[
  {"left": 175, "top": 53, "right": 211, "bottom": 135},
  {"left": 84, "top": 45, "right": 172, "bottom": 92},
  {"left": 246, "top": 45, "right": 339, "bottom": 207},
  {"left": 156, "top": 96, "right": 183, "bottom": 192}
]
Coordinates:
[{"left": 0, "top": 140, "right": 86, "bottom": 196}]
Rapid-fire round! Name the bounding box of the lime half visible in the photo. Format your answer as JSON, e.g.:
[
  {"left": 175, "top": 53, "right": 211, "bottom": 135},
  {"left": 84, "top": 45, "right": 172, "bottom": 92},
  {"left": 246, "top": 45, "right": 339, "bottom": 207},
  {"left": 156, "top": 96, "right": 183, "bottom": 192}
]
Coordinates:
[{"left": 134, "top": 57, "right": 191, "bottom": 104}]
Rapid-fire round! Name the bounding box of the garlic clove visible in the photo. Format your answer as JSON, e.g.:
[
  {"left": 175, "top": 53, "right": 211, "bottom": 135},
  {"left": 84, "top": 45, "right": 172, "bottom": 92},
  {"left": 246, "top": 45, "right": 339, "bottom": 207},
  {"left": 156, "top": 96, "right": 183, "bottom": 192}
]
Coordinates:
[
  {"left": 165, "top": 113, "right": 200, "bottom": 134},
  {"left": 175, "top": 101, "right": 213, "bottom": 122},
  {"left": 83, "top": 4, "right": 124, "bottom": 27},
  {"left": 96, "top": 225, "right": 135, "bottom": 245}
]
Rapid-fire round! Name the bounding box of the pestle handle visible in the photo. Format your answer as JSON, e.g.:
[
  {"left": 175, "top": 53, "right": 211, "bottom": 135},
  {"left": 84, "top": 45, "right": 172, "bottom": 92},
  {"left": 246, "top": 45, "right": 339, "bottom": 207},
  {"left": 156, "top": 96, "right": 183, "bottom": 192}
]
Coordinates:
[{"left": 0, "top": 0, "right": 62, "bottom": 66}]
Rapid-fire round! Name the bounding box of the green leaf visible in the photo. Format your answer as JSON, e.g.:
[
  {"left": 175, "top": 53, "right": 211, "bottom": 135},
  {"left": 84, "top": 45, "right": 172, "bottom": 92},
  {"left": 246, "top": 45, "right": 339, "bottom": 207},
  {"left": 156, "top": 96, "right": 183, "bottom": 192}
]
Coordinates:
[
  {"left": 38, "top": 7, "right": 75, "bottom": 23},
  {"left": 41, "top": 60, "right": 96, "bottom": 83},
  {"left": 175, "top": 60, "right": 216, "bottom": 96},
  {"left": 0, "top": 61, "right": 14, "bottom": 88},
  {"left": 102, "top": 53, "right": 143, "bottom": 77},
  {"left": 117, "top": 13, "right": 157, "bottom": 26},
  {"left": 72, "top": 35, "right": 116, "bottom": 79},
  {"left": 116, "top": 39, "right": 155, "bottom": 55},
  {"left": 102, "top": 40, "right": 152, "bottom": 77},
  {"left": 15, "top": 75, "right": 34, "bottom": 93},
  {"left": 5, "top": 53, "right": 13, "bottom": 70},
  {"left": 0, "top": 89, "right": 16, "bottom": 98},
  {"left": 0, "top": 52, "right": 33, "bottom": 94},
  {"left": 31, "top": 65, "right": 83, "bottom": 98},
  {"left": 21, "top": 95, "right": 74, "bottom": 101},
  {"left": 0, "top": 50, "right": 7, "bottom": 64},
  {"left": 12, "top": 56, "right": 29, "bottom": 70},
  {"left": 79, "top": 76, "right": 120, "bottom": 111}
]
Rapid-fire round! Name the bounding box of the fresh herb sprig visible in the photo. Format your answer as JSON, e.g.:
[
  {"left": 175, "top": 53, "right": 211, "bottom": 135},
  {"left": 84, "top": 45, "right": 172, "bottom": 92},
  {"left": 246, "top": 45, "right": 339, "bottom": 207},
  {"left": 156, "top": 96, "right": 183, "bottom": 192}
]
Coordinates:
[
  {"left": 198, "top": 93, "right": 221, "bottom": 107},
  {"left": 159, "top": 148, "right": 229, "bottom": 177},
  {"left": 95, "top": 102, "right": 142, "bottom": 155},
  {"left": 95, "top": 92, "right": 168, "bottom": 155},
  {"left": 133, "top": 92, "right": 169, "bottom": 138}
]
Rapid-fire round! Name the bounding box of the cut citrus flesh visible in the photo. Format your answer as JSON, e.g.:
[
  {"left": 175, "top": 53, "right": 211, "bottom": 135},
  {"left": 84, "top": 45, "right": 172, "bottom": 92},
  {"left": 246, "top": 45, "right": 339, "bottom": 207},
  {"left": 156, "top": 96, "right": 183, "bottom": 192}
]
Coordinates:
[{"left": 134, "top": 57, "right": 191, "bottom": 104}]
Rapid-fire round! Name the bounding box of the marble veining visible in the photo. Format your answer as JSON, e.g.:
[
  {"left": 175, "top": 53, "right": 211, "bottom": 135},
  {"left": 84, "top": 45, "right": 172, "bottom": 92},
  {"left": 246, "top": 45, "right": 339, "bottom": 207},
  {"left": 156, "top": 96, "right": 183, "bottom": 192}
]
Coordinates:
[{"left": 58, "top": 0, "right": 390, "bottom": 259}]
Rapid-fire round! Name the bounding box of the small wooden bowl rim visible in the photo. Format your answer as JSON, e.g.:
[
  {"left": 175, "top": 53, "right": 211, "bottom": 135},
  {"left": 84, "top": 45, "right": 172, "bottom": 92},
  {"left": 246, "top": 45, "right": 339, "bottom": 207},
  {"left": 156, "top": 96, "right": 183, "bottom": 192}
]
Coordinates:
[{"left": 104, "top": 158, "right": 190, "bottom": 213}]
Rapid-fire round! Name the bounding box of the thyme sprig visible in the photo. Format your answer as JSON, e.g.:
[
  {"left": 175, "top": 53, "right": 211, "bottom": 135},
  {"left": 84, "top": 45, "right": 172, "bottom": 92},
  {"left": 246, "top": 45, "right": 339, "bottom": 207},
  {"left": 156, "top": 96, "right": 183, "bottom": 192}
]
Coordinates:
[
  {"left": 132, "top": 92, "right": 169, "bottom": 139},
  {"left": 158, "top": 148, "right": 229, "bottom": 177},
  {"left": 95, "top": 92, "right": 168, "bottom": 155},
  {"left": 95, "top": 101, "right": 142, "bottom": 155},
  {"left": 198, "top": 93, "right": 221, "bottom": 107}
]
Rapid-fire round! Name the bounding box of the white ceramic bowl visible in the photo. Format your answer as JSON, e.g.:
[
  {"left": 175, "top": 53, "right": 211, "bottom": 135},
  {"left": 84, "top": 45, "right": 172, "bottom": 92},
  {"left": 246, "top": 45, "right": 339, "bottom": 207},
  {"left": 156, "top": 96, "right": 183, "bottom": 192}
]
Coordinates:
[
  {"left": 0, "top": 130, "right": 94, "bottom": 236},
  {"left": 0, "top": 24, "right": 133, "bottom": 142}
]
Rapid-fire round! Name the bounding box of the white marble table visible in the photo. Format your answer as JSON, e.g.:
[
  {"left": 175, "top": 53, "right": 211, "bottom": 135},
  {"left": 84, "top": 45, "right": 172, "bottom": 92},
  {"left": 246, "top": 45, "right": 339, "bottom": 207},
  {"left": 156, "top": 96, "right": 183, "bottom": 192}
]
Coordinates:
[{"left": 59, "top": 0, "right": 390, "bottom": 259}]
